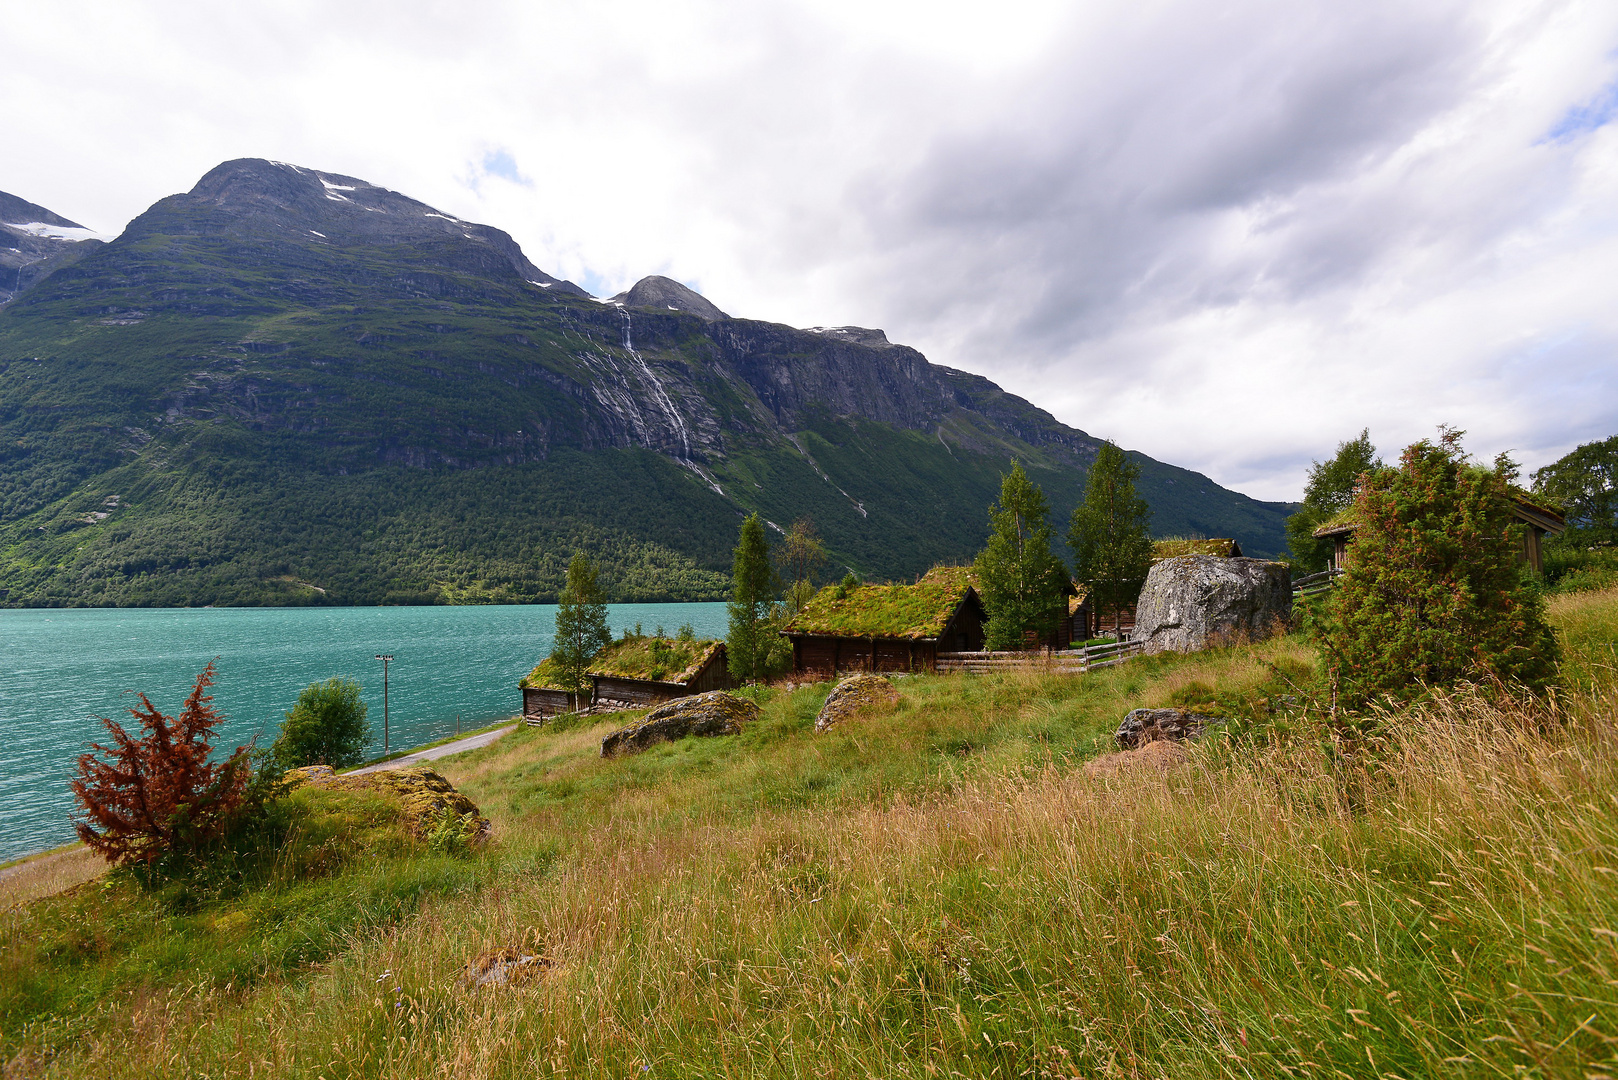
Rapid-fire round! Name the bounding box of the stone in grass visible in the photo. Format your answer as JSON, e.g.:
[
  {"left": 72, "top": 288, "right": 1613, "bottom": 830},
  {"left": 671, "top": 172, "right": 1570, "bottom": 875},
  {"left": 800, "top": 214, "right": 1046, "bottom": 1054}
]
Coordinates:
[
  {"left": 600, "top": 690, "right": 759, "bottom": 757},
  {"left": 814, "top": 673, "right": 901, "bottom": 733},
  {"left": 1114, "top": 708, "right": 1224, "bottom": 749},
  {"left": 463, "top": 946, "right": 553, "bottom": 988}
]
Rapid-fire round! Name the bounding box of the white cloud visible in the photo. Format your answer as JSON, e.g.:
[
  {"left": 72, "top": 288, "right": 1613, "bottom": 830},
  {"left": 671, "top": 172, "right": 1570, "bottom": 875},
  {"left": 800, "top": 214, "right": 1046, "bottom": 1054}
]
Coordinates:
[{"left": 1, "top": 0, "right": 1615, "bottom": 499}]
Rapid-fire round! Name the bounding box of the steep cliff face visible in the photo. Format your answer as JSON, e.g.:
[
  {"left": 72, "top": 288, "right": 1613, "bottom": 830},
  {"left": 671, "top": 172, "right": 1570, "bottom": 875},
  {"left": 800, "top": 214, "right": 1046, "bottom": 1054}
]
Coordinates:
[{"left": 0, "top": 159, "right": 1293, "bottom": 606}]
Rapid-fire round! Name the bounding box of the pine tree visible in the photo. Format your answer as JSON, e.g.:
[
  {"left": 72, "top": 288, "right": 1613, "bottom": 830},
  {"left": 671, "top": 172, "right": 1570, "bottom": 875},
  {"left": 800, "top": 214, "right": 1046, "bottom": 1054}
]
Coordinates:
[
  {"left": 974, "top": 462, "right": 1070, "bottom": 650},
  {"left": 1068, "top": 441, "right": 1153, "bottom": 635},
  {"left": 1317, "top": 431, "right": 1560, "bottom": 707},
  {"left": 71, "top": 661, "right": 252, "bottom": 869},
  {"left": 1286, "top": 429, "right": 1381, "bottom": 572},
  {"left": 551, "top": 552, "right": 612, "bottom": 711},
  {"left": 727, "top": 513, "right": 779, "bottom": 681}
]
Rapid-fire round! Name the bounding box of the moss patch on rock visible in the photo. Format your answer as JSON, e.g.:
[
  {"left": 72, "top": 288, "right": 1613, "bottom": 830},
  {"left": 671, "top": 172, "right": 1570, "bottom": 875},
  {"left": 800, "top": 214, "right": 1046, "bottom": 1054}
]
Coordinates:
[
  {"left": 814, "top": 673, "right": 901, "bottom": 733},
  {"left": 286, "top": 766, "right": 491, "bottom": 845}
]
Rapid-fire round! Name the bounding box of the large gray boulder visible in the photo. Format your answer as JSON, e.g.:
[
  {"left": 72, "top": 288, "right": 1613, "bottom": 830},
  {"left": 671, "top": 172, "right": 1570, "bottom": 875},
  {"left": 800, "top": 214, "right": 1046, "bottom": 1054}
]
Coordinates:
[
  {"left": 814, "top": 673, "right": 900, "bottom": 733},
  {"left": 1133, "top": 556, "right": 1291, "bottom": 654},
  {"left": 600, "top": 691, "right": 758, "bottom": 756}
]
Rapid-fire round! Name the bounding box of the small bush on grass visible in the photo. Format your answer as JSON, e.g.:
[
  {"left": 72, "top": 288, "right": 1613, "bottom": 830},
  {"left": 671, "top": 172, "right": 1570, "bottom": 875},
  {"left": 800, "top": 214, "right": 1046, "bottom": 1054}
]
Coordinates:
[
  {"left": 273, "top": 677, "right": 371, "bottom": 769},
  {"left": 1316, "top": 431, "right": 1560, "bottom": 709},
  {"left": 70, "top": 662, "right": 257, "bottom": 880}
]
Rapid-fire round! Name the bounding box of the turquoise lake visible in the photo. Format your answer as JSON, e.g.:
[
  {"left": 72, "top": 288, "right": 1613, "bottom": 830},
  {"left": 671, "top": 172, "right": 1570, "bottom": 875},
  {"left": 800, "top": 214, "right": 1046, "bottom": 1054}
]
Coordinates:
[{"left": 0, "top": 602, "right": 728, "bottom": 863}]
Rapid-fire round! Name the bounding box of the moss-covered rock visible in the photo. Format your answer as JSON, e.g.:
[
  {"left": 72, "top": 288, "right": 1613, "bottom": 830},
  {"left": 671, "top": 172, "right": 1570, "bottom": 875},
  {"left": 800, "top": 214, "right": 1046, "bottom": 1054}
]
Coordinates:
[
  {"left": 601, "top": 691, "right": 758, "bottom": 756},
  {"left": 814, "top": 673, "right": 901, "bottom": 733},
  {"left": 284, "top": 766, "right": 491, "bottom": 844}
]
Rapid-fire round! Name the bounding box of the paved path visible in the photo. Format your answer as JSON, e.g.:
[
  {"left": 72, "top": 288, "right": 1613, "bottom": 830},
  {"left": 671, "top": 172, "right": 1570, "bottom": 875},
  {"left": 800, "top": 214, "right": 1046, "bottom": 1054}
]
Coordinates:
[{"left": 348, "top": 723, "right": 518, "bottom": 775}]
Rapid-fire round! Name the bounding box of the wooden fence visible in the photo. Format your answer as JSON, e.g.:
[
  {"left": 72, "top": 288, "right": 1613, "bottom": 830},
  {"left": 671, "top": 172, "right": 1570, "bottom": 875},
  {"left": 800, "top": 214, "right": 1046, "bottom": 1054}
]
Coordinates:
[
  {"left": 936, "top": 638, "right": 1144, "bottom": 675},
  {"left": 1292, "top": 569, "right": 1342, "bottom": 600}
]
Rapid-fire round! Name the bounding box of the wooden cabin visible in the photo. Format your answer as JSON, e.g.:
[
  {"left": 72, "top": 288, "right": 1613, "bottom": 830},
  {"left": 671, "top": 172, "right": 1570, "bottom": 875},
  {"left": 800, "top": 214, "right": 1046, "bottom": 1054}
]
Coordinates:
[
  {"left": 520, "top": 638, "right": 730, "bottom": 720},
  {"left": 1313, "top": 493, "right": 1566, "bottom": 574},
  {"left": 781, "top": 565, "right": 987, "bottom": 675},
  {"left": 589, "top": 638, "right": 730, "bottom": 710}
]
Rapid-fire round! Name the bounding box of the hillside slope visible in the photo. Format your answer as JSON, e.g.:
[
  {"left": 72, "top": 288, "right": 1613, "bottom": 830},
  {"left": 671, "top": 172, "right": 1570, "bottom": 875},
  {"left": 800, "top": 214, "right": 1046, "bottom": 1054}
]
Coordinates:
[{"left": 0, "top": 159, "right": 1295, "bottom": 606}]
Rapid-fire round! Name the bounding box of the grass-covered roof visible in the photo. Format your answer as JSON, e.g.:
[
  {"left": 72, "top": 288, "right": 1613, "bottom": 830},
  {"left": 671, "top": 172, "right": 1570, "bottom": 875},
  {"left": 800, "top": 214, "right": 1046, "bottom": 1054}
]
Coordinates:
[
  {"left": 1312, "top": 487, "right": 1566, "bottom": 540},
  {"left": 521, "top": 636, "right": 724, "bottom": 689},
  {"left": 589, "top": 636, "right": 723, "bottom": 684},
  {"left": 520, "top": 657, "right": 569, "bottom": 691},
  {"left": 783, "top": 565, "right": 980, "bottom": 640},
  {"left": 1152, "top": 538, "right": 1242, "bottom": 560}
]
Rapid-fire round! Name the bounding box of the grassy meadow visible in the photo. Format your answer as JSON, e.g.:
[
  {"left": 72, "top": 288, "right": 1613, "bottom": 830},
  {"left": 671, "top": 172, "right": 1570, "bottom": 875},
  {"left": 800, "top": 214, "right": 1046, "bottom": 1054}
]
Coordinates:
[{"left": 4, "top": 591, "right": 1618, "bottom": 1077}]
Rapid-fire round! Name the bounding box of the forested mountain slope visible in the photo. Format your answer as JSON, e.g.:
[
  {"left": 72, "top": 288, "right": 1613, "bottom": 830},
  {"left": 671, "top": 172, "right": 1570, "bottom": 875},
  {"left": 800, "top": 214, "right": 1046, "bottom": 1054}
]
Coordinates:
[{"left": 0, "top": 159, "right": 1293, "bottom": 606}]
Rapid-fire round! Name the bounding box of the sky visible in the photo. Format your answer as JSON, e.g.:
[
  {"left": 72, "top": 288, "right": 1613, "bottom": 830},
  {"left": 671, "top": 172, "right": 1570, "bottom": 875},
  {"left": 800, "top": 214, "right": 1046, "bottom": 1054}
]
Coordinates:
[{"left": 3, "top": 0, "right": 1617, "bottom": 502}]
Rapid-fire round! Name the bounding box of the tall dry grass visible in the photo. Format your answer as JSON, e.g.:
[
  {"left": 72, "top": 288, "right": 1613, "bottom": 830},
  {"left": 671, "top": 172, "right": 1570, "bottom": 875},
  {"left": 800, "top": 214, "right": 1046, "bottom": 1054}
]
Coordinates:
[{"left": 9, "top": 592, "right": 1618, "bottom": 1078}]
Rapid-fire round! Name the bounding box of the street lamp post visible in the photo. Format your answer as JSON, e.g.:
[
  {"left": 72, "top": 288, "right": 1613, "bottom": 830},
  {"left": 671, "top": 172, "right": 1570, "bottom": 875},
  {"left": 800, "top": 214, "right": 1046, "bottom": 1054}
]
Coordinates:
[{"left": 374, "top": 654, "right": 394, "bottom": 756}]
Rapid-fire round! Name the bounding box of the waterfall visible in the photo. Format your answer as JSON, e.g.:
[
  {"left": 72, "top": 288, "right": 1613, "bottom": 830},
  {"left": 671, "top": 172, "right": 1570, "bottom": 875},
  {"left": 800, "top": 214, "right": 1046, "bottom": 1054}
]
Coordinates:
[{"left": 620, "top": 311, "right": 691, "bottom": 459}]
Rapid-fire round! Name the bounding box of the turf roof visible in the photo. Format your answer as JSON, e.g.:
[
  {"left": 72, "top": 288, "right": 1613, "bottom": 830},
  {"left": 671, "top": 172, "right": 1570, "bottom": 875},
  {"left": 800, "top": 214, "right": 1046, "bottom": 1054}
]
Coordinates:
[
  {"left": 520, "top": 637, "right": 724, "bottom": 689},
  {"left": 783, "top": 565, "right": 980, "bottom": 640},
  {"left": 1152, "top": 538, "right": 1242, "bottom": 560}
]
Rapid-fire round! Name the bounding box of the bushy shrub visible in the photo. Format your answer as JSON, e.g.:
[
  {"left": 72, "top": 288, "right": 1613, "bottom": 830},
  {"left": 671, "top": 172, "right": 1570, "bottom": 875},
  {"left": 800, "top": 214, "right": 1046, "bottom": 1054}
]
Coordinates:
[
  {"left": 1315, "top": 432, "right": 1559, "bottom": 708},
  {"left": 273, "top": 677, "right": 371, "bottom": 768},
  {"left": 71, "top": 662, "right": 253, "bottom": 871}
]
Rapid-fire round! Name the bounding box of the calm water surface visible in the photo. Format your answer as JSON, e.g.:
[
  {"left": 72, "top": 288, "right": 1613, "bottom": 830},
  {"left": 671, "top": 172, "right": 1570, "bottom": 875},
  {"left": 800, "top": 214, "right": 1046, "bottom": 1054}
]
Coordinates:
[{"left": 0, "top": 603, "right": 727, "bottom": 863}]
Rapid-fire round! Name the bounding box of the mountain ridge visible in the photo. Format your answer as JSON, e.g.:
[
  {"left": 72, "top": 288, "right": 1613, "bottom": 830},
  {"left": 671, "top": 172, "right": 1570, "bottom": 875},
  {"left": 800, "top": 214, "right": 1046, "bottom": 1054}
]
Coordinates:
[{"left": 0, "top": 158, "right": 1294, "bottom": 606}]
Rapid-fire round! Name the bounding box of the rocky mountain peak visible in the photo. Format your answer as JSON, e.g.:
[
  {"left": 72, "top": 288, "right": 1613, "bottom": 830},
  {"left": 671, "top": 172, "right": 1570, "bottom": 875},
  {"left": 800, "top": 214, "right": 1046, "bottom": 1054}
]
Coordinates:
[
  {"left": 125, "top": 158, "right": 588, "bottom": 295},
  {"left": 1, "top": 190, "right": 107, "bottom": 307},
  {"left": 610, "top": 275, "right": 728, "bottom": 321}
]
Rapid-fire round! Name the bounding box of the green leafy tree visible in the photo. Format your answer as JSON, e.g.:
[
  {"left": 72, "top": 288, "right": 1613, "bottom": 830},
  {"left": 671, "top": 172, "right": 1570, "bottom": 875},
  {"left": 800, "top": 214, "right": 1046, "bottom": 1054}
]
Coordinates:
[
  {"left": 1286, "top": 429, "right": 1382, "bottom": 572},
  {"left": 778, "top": 517, "right": 828, "bottom": 615},
  {"left": 1533, "top": 433, "right": 1617, "bottom": 543},
  {"left": 727, "top": 513, "right": 779, "bottom": 681},
  {"left": 1316, "top": 431, "right": 1560, "bottom": 708},
  {"left": 974, "top": 462, "right": 1070, "bottom": 650},
  {"left": 273, "top": 678, "right": 371, "bottom": 768},
  {"left": 551, "top": 552, "right": 612, "bottom": 710},
  {"left": 1068, "top": 441, "right": 1153, "bottom": 634}
]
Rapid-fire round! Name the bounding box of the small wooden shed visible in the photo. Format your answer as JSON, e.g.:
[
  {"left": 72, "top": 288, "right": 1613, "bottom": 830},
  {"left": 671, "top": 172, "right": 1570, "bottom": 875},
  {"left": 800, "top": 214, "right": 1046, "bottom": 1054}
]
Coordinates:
[
  {"left": 782, "top": 565, "right": 987, "bottom": 675},
  {"left": 1313, "top": 493, "right": 1566, "bottom": 573},
  {"left": 589, "top": 638, "right": 730, "bottom": 710},
  {"left": 520, "top": 637, "right": 730, "bottom": 721}
]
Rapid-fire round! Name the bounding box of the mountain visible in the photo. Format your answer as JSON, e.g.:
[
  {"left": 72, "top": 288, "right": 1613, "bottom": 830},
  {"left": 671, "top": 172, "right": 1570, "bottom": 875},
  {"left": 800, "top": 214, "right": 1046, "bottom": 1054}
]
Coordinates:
[
  {"left": 0, "top": 158, "right": 1296, "bottom": 606},
  {"left": 0, "top": 191, "right": 108, "bottom": 307}
]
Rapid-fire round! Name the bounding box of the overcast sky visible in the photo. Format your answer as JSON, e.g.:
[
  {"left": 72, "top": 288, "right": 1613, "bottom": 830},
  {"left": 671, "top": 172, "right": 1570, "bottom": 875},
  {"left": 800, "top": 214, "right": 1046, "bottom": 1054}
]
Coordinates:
[{"left": 4, "top": 0, "right": 1616, "bottom": 500}]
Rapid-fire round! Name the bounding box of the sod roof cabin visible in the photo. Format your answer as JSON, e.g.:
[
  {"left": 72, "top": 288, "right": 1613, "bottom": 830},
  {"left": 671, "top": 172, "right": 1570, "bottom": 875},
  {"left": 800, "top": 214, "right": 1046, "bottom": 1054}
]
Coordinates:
[
  {"left": 1313, "top": 491, "right": 1566, "bottom": 574},
  {"left": 781, "top": 566, "right": 988, "bottom": 674},
  {"left": 520, "top": 637, "right": 730, "bottom": 720}
]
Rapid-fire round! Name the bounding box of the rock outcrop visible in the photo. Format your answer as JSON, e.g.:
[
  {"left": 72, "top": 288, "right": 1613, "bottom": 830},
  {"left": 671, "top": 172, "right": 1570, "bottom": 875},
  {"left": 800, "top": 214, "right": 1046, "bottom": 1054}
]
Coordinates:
[
  {"left": 284, "top": 765, "right": 491, "bottom": 843},
  {"left": 600, "top": 690, "right": 758, "bottom": 756},
  {"left": 1114, "top": 708, "right": 1223, "bottom": 749},
  {"left": 1133, "top": 555, "right": 1291, "bottom": 654},
  {"left": 814, "top": 673, "right": 901, "bottom": 733}
]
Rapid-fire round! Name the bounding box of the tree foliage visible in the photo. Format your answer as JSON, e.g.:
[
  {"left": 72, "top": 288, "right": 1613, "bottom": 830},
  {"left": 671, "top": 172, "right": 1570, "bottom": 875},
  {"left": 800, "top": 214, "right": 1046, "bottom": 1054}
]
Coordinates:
[
  {"left": 1316, "top": 431, "right": 1560, "bottom": 708},
  {"left": 778, "top": 516, "right": 827, "bottom": 615},
  {"left": 727, "top": 513, "right": 780, "bottom": 681},
  {"left": 1533, "top": 433, "right": 1617, "bottom": 542},
  {"left": 273, "top": 678, "right": 371, "bottom": 769},
  {"left": 1068, "top": 442, "right": 1153, "bottom": 633},
  {"left": 1286, "top": 429, "right": 1382, "bottom": 572},
  {"left": 550, "top": 552, "right": 612, "bottom": 710},
  {"left": 70, "top": 661, "right": 252, "bottom": 869},
  {"left": 974, "top": 462, "right": 1070, "bottom": 650}
]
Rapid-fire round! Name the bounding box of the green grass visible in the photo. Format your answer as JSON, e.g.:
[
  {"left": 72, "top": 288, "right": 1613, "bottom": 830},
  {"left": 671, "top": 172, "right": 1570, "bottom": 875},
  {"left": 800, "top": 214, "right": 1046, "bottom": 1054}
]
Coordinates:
[{"left": 5, "top": 592, "right": 1617, "bottom": 1076}]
